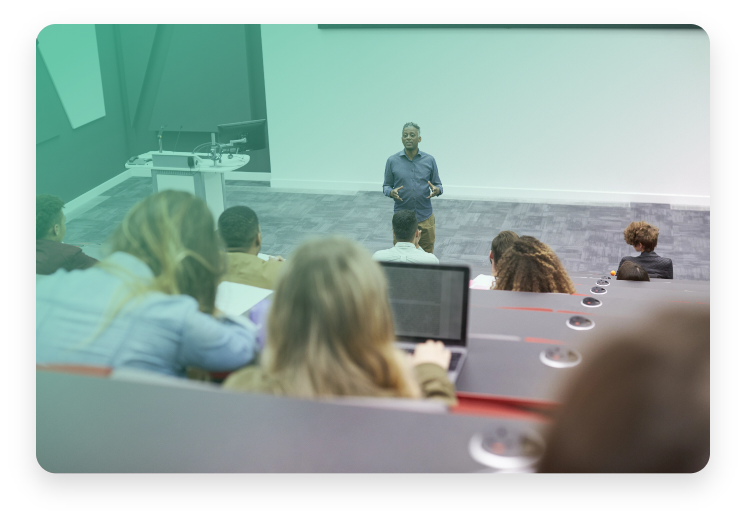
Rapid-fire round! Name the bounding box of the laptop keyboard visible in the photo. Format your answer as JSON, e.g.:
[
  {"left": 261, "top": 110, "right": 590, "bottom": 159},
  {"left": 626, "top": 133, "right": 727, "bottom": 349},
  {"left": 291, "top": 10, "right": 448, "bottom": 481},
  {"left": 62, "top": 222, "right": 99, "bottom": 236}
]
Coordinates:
[{"left": 401, "top": 348, "right": 463, "bottom": 372}]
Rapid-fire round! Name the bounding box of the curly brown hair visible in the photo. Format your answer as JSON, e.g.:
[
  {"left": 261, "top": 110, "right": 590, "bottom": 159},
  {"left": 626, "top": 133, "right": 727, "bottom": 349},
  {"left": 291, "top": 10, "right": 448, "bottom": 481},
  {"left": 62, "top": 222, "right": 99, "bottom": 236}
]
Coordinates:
[
  {"left": 623, "top": 221, "right": 659, "bottom": 252},
  {"left": 36, "top": 194, "right": 65, "bottom": 240},
  {"left": 493, "top": 236, "right": 576, "bottom": 294}
]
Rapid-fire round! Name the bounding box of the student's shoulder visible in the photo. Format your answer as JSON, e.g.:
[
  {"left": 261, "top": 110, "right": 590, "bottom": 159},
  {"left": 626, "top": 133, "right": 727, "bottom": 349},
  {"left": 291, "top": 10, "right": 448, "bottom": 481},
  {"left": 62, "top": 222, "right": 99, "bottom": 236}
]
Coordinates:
[
  {"left": 223, "top": 365, "right": 281, "bottom": 394},
  {"left": 372, "top": 247, "right": 395, "bottom": 260},
  {"left": 47, "top": 241, "right": 84, "bottom": 258}
]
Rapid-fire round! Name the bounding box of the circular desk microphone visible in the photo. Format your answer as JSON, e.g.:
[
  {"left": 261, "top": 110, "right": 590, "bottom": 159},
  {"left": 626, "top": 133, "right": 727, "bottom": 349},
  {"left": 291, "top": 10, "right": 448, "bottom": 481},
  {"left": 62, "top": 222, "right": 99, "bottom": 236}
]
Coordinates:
[
  {"left": 469, "top": 424, "right": 545, "bottom": 472},
  {"left": 590, "top": 286, "right": 607, "bottom": 294},
  {"left": 566, "top": 315, "right": 595, "bottom": 330},
  {"left": 596, "top": 279, "right": 610, "bottom": 286},
  {"left": 581, "top": 296, "right": 602, "bottom": 307},
  {"left": 540, "top": 346, "right": 582, "bottom": 368}
]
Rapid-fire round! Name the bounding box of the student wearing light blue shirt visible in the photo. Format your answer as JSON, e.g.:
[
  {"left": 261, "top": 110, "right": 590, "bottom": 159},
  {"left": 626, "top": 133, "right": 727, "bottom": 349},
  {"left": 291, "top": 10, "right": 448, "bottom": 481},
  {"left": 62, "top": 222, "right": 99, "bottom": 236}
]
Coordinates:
[
  {"left": 36, "top": 191, "right": 259, "bottom": 377},
  {"left": 373, "top": 210, "right": 439, "bottom": 265}
]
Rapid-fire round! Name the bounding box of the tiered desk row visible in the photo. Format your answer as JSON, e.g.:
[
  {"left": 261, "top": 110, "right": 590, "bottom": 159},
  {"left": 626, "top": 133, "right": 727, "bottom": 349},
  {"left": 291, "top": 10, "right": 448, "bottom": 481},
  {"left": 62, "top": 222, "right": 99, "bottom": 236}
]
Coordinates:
[{"left": 36, "top": 273, "right": 709, "bottom": 472}]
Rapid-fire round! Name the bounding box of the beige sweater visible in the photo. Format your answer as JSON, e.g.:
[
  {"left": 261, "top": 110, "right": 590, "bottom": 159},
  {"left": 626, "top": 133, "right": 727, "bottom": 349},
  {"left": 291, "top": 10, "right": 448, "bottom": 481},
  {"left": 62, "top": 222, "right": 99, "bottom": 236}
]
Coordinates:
[
  {"left": 222, "top": 252, "right": 284, "bottom": 290},
  {"left": 223, "top": 362, "right": 457, "bottom": 406}
]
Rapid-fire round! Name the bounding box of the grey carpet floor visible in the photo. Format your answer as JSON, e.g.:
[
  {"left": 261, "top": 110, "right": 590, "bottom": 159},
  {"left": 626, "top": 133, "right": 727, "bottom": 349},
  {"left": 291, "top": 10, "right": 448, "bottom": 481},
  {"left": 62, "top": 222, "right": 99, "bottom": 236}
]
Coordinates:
[{"left": 64, "top": 177, "right": 710, "bottom": 281}]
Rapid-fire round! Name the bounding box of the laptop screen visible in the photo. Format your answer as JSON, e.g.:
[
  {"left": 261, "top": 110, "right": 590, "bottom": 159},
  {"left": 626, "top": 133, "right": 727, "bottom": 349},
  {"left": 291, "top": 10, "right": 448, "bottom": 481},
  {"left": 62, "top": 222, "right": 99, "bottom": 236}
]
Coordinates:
[{"left": 379, "top": 262, "right": 470, "bottom": 346}]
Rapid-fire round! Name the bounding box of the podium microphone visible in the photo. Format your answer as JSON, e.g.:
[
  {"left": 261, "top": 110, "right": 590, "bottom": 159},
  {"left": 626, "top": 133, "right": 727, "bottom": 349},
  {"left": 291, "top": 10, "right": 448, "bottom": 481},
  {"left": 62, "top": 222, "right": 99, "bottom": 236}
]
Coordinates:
[{"left": 174, "top": 125, "right": 183, "bottom": 152}]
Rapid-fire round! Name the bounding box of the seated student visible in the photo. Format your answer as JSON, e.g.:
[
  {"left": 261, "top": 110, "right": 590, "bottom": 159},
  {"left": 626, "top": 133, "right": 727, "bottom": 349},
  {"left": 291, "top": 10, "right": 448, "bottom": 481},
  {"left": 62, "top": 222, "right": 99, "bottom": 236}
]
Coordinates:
[
  {"left": 224, "top": 236, "right": 456, "bottom": 405},
  {"left": 36, "top": 194, "right": 98, "bottom": 275},
  {"left": 493, "top": 236, "right": 576, "bottom": 294},
  {"left": 616, "top": 260, "right": 650, "bottom": 281},
  {"left": 217, "top": 205, "right": 285, "bottom": 290},
  {"left": 489, "top": 230, "right": 519, "bottom": 289},
  {"left": 618, "top": 221, "right": 673, "bottom": 279},
  {"left": 372, "top": 210, "right": 439, "bottom": 264},
  {"left": 538, "top": 307, "right": 709, "bottom": 473},
  {"left": 36, "top": 191, "right": 259, "bottom": 377}
]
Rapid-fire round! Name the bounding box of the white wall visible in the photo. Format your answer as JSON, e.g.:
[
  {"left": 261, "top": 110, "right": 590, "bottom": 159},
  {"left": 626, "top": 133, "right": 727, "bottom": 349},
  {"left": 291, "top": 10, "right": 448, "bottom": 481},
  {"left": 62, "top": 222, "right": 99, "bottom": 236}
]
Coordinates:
[{"left": 261, "top": 25, "right": 709, "bottom": 205}]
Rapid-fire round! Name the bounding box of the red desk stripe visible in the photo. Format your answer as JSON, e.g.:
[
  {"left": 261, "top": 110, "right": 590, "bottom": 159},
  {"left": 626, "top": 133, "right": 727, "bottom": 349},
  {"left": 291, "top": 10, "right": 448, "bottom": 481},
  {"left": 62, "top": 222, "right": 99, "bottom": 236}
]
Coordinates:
[
  {"left": 524, "top": 337, "right": 565, "bottom": 345},
  {"left": 498, "top": 306, "right": 553, "bottom": 312}
]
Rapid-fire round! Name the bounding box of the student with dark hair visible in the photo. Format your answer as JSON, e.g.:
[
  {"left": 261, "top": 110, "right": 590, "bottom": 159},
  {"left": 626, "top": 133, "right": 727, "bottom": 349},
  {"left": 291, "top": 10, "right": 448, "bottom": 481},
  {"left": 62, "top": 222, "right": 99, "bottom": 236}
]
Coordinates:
[
  {"left": 616, "top": 260, "right": 650, "bottom": 281},
  {"left": 217, "top": 205, "right": 285, "bottom": 289},
  {"left": 539, "top": 308, "right": 709, "bottom": 473},
  {"left": 618, "top": 221, "right": 673, "bottom": 279},
  {"left": 372, "top": 210, "right": 439, "bottom": 264},
  {"left": 36, "top": 191, "right": 259, "bottom": 377},
  {"left": 489, "top": 230, "right": 519, "bottom": 289},
  {"left": 493, "top": 236, "right": 575, "bottom": 294},
  {"left": 36, "top": 194, "right": 98, "bottom": 275}
]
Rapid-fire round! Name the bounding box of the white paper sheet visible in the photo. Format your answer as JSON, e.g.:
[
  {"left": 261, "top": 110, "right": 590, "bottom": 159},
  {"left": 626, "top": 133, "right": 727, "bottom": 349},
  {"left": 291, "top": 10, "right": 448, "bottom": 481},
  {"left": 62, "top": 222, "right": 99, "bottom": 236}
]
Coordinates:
[
  {"left": 469, "top": 274, "right": 495, "bottom": 290},
  {"left": 215, "top": 281, "right": 273, "bottom": 316}
]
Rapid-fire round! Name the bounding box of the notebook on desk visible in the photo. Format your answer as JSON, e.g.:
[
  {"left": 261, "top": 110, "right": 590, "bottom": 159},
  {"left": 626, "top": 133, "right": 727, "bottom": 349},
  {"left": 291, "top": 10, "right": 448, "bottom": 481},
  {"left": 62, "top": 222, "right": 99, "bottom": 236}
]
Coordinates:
[{"left": 379, "top": 262, "right": 470, "bottom": 383}]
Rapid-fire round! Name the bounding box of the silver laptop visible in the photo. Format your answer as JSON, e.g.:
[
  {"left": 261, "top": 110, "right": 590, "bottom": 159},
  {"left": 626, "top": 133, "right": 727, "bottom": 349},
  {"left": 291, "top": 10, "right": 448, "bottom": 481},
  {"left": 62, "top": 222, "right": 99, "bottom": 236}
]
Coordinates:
[{"left": 379, "top": 262, "right": 470, "bottom": 383}]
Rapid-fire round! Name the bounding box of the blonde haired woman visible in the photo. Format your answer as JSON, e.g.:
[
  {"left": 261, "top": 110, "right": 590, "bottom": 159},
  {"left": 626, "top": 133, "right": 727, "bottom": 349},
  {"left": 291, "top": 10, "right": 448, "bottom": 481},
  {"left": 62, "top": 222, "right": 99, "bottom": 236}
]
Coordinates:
[
  {"left": 223, "top": 236, "right": 456, "bottom": 404},
  {"left": 36, "top": 191, "right": 259, "bottom": 376}
]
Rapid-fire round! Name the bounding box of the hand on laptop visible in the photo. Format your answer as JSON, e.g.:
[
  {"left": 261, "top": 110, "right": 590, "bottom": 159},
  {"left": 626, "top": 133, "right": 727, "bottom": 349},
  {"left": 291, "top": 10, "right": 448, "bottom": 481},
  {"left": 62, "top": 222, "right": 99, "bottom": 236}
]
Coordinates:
[
  {"left": 412, "top": 340, "right": 451, "bottom": 370},
  {"left": 269, "top": 255, "right": 285, "bottom": 262}
]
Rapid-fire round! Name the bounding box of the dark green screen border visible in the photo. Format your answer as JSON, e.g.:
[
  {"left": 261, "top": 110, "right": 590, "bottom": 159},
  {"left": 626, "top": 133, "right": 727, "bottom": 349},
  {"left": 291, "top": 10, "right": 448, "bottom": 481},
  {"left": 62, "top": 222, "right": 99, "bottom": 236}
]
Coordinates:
[{"left": 318, "top": 24, "right": 700, "bottom": 30}]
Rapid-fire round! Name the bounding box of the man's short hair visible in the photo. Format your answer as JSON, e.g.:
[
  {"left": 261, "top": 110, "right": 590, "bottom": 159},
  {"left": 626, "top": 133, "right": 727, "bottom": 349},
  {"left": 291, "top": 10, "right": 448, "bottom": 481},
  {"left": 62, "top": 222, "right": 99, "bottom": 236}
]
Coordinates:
[
  {"left": 491, "top": 230, "right": 519, "bottom": 266},
  {"left": 402, "top": 122, "right": 420, "bottom": 135},
  {"left": 218, "top": 205, "right": 260, "bottom": 249},
  {"left": 623, "top": 221, "right": 659, "bottom": 252},
  {"left": 36, "top": 194, "right": 65, "bottom": 240},
  {"left": 617, "top": 260, "right": 650, "bottom": 281},
  {"left": 392, "top": 210, "right": 418, "bottom": 242}
]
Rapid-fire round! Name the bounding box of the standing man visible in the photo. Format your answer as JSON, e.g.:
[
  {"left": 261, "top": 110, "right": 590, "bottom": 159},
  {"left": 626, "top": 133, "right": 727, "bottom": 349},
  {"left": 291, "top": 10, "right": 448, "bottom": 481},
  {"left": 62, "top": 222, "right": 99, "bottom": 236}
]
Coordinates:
[{"left": 382, "top": 122, "right": 443, "bottom": 254}]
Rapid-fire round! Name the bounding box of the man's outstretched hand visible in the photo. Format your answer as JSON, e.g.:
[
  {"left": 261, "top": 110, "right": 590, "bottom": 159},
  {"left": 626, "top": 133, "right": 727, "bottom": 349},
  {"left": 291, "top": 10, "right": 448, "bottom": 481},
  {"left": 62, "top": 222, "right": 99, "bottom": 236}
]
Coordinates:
[
  {"left": 426, "top": 181, "right": 441, "bottom": 199},
  {"left": 390, "top": 185, "right": 404, "bottom": 201}
]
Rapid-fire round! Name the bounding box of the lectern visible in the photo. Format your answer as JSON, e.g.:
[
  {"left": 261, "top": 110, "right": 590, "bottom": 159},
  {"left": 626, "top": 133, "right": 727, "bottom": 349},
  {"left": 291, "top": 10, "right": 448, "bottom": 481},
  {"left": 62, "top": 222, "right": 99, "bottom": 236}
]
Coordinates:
[{"left": 124, "top": 150, "right": 250, "bottom": 224}]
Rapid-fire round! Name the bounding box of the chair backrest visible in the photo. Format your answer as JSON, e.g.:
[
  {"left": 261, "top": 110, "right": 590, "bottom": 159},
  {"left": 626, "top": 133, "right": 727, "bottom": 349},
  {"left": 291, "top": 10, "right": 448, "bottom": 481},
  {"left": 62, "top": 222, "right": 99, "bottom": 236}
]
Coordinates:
[
  {"left": 36, "top": 363, "right": 112, "bottom": 378},
  {"left": 109, "top": 367, "right": 221, "bottom": 391},
  {"left": 321, "top": 395, "right": 448, "bottom": 414}
]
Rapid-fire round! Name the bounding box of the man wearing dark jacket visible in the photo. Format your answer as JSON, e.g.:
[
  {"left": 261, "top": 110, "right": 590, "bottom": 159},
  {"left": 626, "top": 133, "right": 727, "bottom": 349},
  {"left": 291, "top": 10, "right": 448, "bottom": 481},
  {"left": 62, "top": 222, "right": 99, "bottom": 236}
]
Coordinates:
[
  {"left": 617, "top": 221, "right": 673, "bottom": 279},
  {"left": 36, "top": 194, "right": 98, "bottom": 275}
]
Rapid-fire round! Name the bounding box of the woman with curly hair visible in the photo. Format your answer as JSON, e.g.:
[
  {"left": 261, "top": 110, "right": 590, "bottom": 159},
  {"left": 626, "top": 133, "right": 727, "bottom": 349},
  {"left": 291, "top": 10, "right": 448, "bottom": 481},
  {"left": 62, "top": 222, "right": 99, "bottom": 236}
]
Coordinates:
[
  {"left": 492, "top": 236, "right": 576, "bottom": 294},
  {"left": 618, "top": 221, "right": 673, "bottom": 279}
]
